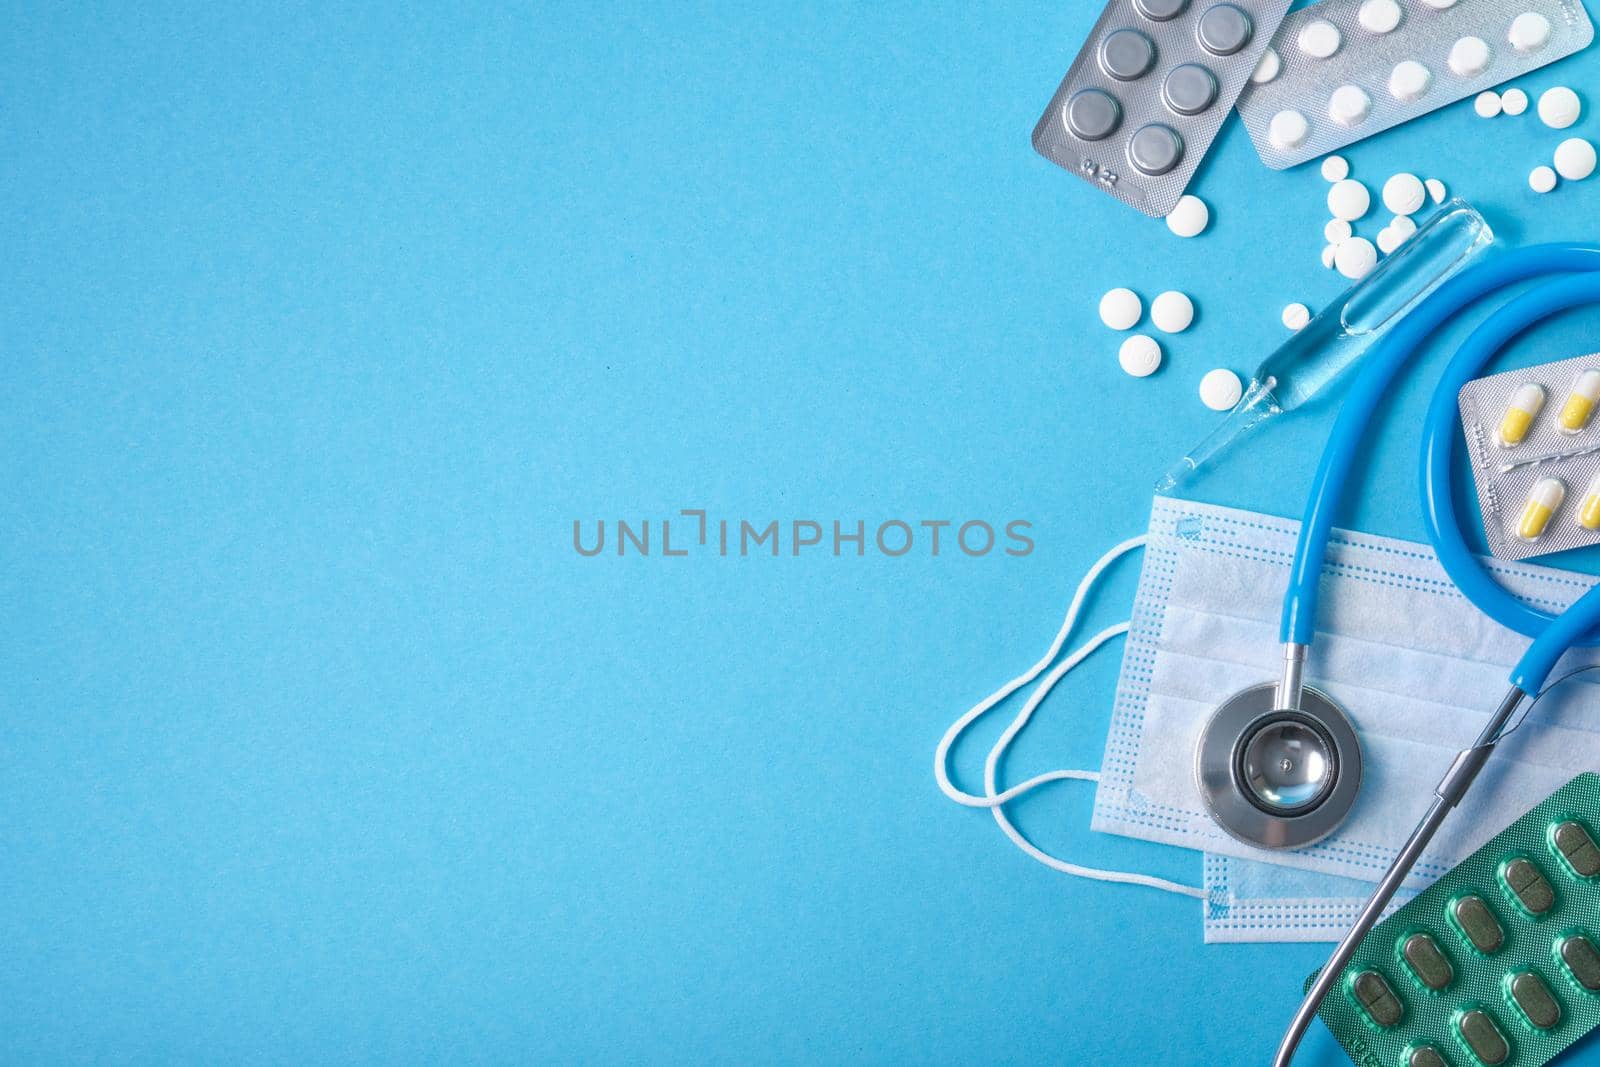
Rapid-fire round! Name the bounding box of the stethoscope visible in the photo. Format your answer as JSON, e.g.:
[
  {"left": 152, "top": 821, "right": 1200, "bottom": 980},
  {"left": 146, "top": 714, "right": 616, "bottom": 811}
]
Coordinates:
[{"left": 1186, "top": 241, "right": 1600, "bottom": 1066}]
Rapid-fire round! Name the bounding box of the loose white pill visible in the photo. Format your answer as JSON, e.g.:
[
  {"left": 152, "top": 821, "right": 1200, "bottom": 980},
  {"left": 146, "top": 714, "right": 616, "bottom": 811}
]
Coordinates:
[
  {"left": 1377, "top": 226, "right": 1405, "bottom": 255},
  {"left": 1324, "top": 218, "right": 1353, "bottom": 243},
  {"left": 1335, "top": 236, "right": 1378, "bottom": 280},
  {"left": 1300, "top": 20, "right": 1342, "bottom": 59},
  {"left": 1555, "top": 138, "right": 1597, "bottom": 181},
  {"left": 1119, "top": 334, "right": 1163, "bottom": 378},
  {"left": 1530, "top": 165, "right": 1558, "bottom": 193},
  {"left": 1501, "top": 87, "right": 1529, "bottom": 115},
  {"left": 1475, "top": 90, "right": 1503, "bottom": 118},
  {"left": 1321, "top": 155, "right": 1350, "bottom": 182},
  {"left": 1328, "top": 178, "right": 1371, "bottom": 221},
  {"left": 1282, "top": 302, "right": 1312, "bottom": 330},
  {"left": 1509, "top": 12, "right": 1552, "bottom": 53},
  {"left": 1252, "top": 47, "right": 1282, "bottom": 84},
  {"left": 1359, "top": 0, "right": 1402, "bottom": 34},
  {"left": 1200, "top": 368, "right": 1244, "bottom": 411},
  {"left": 1322, "top": 243, "right": 1338, "bottom": 270},
  {"left": 1100, "top": 288, "right": 1142, "bottom": 330},
  {"left": 1329, "top": 85, "right": 1373, "bottom": 127},
  {"left": 1426, "top": 177, "right": 1447, "bottom": 203},
  {"left": 1270, "top": 109, "right": 1310, "bottom": 151},
  {"left": 1389, "top": 60, "right": 1433, "bottom": 102},
  {"left": 1449, "top": 36, "right": 1492, "bottom": 77},
  {"left": 1539, "top": 87, "right": 1582, "bottom": 129},
  {"left": 1391, "top": 214, "right": 1418, "bottom": 238},
  {"left": 1151, "top": 290, "right": 1196, "bottom": 333},
  {"left": 1165, "top": 194, "right": 1210, "bottom": 237},
  {"left": 1382, "top": 173, "right": 1426, "bottom": 216}
]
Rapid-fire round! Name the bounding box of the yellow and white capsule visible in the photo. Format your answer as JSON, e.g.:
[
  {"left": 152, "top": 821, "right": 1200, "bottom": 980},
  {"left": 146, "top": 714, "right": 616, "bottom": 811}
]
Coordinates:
[
  {"left": 1579, "top": 471, "right": 1600, "bottom": 531},
  {"left": 1517, "top": 477, "right": 1566, "bottom": 542},
  {"left": 1559, "top": 369, "right": 1600, "bottom": 434},
  {"left": 1498, "top": 383, "right": 1546, "bottom": 447}
]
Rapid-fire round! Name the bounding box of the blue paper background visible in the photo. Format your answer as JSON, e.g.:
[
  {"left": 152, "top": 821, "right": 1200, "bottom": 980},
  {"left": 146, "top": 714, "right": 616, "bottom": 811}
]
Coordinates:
[{"left": 4, "top": 3, "right": 1600, "bottom": 1063}]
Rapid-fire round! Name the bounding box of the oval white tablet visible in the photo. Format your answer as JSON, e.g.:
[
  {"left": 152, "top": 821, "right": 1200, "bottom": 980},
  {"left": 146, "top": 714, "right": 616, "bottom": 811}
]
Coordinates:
[
  {"left": 1509, "top": 12, "right": 1552, "bottom": 53},
  {"left": 1449, "top": 36, "right": 1492, "bottom": 77},
  {"left": 1324, "top": 218, "right": 1353, "bottom": 243},
  {"left": 1358, "top": 0, "right": 1402, "bottom": 34},
  {"left": 1119, "top": 334, "right": 1163, "bottom": 378},
  {"left": 1539, "top": 87, "right": 1582, "bottom": 129},
  {"left": 1328, "top": 178, "right": 1371, "bottom": 221},
  {"left": 1321, "top": 155, "right": 1350, "bottom": 182},
  {"left": 1252, "top": 47, "right": 1282, "bottom": 84},
  {"left": 1475, "top": 90, "right": 1503, "bottom": 118},
  {"left": 1329, "top": 85, "right": 1373, "bottom": 127},
  {"left": 1299, "top": 19, "right": 1342, "bottom": 60},
  {"left": 1150, "top": 290, "right": 1196, "bottom": 333},
  {"left": 1529, "top": 165, "right": 1558, "bottom": 193},
  {"left": 1389, "top": 60, "right": 1432, "bottom": 102},
  {"left": 1270, "top": 109, "right": 1310, "bottom": 151},
  {"left": 1426, "top": 178, "right": 1447, "bottom": 203},
  {"left": 1335, "top": 236, "right": 1378, "bottom": 280},
  {"left": 1501, "top": 87, "right": 1529, "bottom": 115},
  {"left": 1165, "top": 194, "right": 1210, "bottom": 237},
  {"left": 1321, "top": 243, "right": 1338, "bottom": 270},
  {"left": 1100, "top": 287, "right": 1143, "bottom": 330},
  {"left": 1200, "top": 368, "right": 1243, "bottom": 411},
  {"left": 1382, "top": 173, "right": 1426, "bottom": 216},
  {"left": 1554, "top": 138, "right": 1597, "bottom": 181},
  {"left": 1282, "top": 302, "right": 1311, "bottom": 330}
]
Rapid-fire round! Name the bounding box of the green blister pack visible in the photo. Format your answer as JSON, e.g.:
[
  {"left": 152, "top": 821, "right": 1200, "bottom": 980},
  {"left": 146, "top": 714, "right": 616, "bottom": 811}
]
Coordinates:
[{"left": 1309, "top": 772, "right": 1600, "bottom": 1067}]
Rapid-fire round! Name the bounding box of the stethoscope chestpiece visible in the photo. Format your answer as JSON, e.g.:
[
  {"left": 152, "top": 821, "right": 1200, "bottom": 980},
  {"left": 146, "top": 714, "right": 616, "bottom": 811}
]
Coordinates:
[{"left": 1195, "top": 683, "right": 1363, "bottom": 850}]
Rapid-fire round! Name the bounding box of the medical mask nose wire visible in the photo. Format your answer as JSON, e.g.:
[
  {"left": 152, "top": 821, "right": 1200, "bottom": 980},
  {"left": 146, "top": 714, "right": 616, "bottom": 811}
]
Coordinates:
[
  {"left": 934, "top": 535, "right": 1206, "bottom": 900},
  {"left": 1275, "top": 245, "right": 1600, "bottom": 1067}
]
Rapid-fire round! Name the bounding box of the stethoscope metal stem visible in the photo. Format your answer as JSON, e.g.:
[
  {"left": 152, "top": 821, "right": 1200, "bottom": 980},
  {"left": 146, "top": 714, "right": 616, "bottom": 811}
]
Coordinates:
[
  {"left": 1273, "top": 685, "right": 1526, "bottom": 1067},
  {"left": 1274, "top": 642, "right": 1308, "bottom": 710}
]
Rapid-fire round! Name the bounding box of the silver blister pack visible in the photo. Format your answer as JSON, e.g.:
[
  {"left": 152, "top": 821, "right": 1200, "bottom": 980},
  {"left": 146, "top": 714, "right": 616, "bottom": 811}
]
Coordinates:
[
  {"left": 1458, "top": 352, "right": 1600, "bottom": 562},
  {"left": 1236, "top": 0, "right": 1594, "bottom": 169},
  {"left": 1032, "top": 0, "right": 1293, "bottom": 217}
]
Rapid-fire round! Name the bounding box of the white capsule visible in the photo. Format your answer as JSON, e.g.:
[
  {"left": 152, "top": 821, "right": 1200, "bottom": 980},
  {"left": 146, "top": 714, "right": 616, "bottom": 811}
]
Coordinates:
[
  {"left": 1118, "top": 334, "right": 1163, "bottom": 378},
  {"left": 1282, "top": 302, "right": 1311, "bottom": 330},
  {"left": 1299, "top": 19, "right": 1342, "bottom": 59},
  {"left": 1325, "top": 218, "right": 1353, "bottom": 243},
  {"left": 1252, "top": 47, "right": 1282, "bottom": 84},
  {"left": 1150, "top": 290, "right": 1195, "bottom": 333},
  {"left": 1509, "top": 12, "right": 1552, "bottom": 53},
  {"left": 1329, "top": 85, "right": 1373, "bottom": 127},
  {"left": 1389, "top": 60, "right": 1433, "bottom": 102},
  {"left": 1335, "top": 237, "right": 1378, "bottom": 280},
  {"left": 1426, "top": 178, "right": 1447, "bottom": 204},
  {"left": 1328, "top": 179, "right": 1371, "bottom": 221},
  {"left": 1270, "top": 109, "right": 1310, "bottom": 151},
  {"left": 1449, "top": 36, "right": 1492, "bottom": 78},
  {"left": 1100, "top": 288, "right": 1142, "bottom": 330},
  {"left": 1555, "top": 138, "right": 1597, "bottom": 182},
  {"left": 1383, "top": 173, "right": 1426, "bottom": 215},
  {"left": 1475, "top": 91, "right": 1503, "bottom": 118},
  {"left": 1539, "top": 87, "right": 1582, "bottom": 129},
  {"left": 1200, "top": 368, "right": 1243, "bottom": 411},
  {"left": 1530, "top": 165, "right": 1558, "bottom": 193},
  {"left": 1578, "top": 471, "right": 1600, "bottom": 530},
  {"left": 1558, "top": 369, "right": 1600, "bottom": 434},
  {"left": 1321, "top": 155, "right": 1350, "bottom": 182},
  {"left": 1517, "top": 477, "right": 1566, "bottom": 542},
  {"left": 1359, "top": 0, "right": 1402, "bottom": 34},
  {"left": 1501, "top": 88, "right": 1530, "bottom": 116},
  {"left": 1498, "top": 382, "right": 1546, "bottom": 447}
]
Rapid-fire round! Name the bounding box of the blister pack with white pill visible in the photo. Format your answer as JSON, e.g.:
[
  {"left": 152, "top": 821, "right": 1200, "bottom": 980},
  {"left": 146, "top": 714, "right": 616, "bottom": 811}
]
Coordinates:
[
  {"left": 1236, "top": 0, "right": 1594, "bottom": 169},
  {"left": 1457, "top": 352, "right": 1600, "bottom": 561},
  {"left": 1033, "top": 0, "right": 1293, "bottom": 216}
]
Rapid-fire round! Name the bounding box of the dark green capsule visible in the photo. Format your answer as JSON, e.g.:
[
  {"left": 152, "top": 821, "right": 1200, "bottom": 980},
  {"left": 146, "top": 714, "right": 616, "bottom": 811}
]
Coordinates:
[
  {"left": 1409, "top": 1044, "right": 1449, "bottom": 1067},
  {"left": 1352, "top": 969, "right": 1404, "bottom": 1028},
  {"left": 1503, "top": 857, "right": 1556, "bottom": 916},
  {"left": 1456, "top": 1009, "right": 1510, "bottom": 1066},
  {"left": 1404, "top": 932, "right": 1454, "bottom": 991},
  {"left": 1508, "top": 970, "right": 1562, "bottom": 1029},
  {"left": 1560, "top": 934, "right": 1600, "bottom": 991},
  {"left": 1554, "top": 820, "right": 1600, "bottom": 878},
  {"left": 1453, "top": 895, "right": 1505, "bottom": 954}
]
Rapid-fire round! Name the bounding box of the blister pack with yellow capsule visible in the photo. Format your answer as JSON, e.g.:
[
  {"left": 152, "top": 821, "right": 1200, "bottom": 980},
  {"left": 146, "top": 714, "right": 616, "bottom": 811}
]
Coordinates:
[{"left": 1457, "top": 353, "right": 1600, "bottom": 561}]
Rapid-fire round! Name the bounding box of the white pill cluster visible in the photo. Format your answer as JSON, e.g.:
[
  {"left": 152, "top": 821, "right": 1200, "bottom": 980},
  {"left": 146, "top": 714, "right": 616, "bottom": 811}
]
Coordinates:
[
  {"left": 1480, "top": 85, "right": 1594, "bottom": 195},
  {"left": 1314, "top": 159, "right": 1444, "bottom": 281},
  {"left": 1098, "top": 286, "right": 1236, "bottom": 409}
]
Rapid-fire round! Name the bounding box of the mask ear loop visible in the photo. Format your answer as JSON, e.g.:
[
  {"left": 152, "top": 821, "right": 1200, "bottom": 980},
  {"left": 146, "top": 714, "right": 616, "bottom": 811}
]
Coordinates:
[{"left": 934, "top": 534, "right": 1205, "bottom": 899}]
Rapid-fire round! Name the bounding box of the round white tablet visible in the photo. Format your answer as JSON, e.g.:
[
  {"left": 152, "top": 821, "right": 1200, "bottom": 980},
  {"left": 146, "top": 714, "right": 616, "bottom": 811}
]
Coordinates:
[
  {"left": 1328, "top": 178, "right": 1372, "bottom": 221},
  {"left": 1358, "top": 0, "right": 1402, "bottom": 34},
  {"left": 1321, "top": 243, "right": 1338, "bottom": 270},
  {"left": 1321, "top": 155, "right": 1350, "bottom": 182},
  {"left": 1100, "top": 287, "right": 1143, "bottom": 330},
  {"left": 1200, "top": 368, "right": 1244, "bottom": 411},
  {"left": 1529, "top": 165, "right": 1558, "bottom": 193},
  {"left": 1382, "top": 173, "right": 1426, "bottom": 216},
  {"left": 1324, "top": 218, "right": 1353, "bottom": 243},
  {"left": 1252, "top": 47, "right": 1282, "bottom": 84},
  {"left": 1282, "top": 302, "right": 1312, "bottom": 330},
  {"left": 1509, "top": 12, "right": 1552, "bottom": 53},
  {"left": 1538, "top": 87, "right": 1582, "bottom": 129},
  {"left": 1390, "top": 214, "right": 1418, "bottom": 238},
  {"left": 1299, "top": 20, "right": 1342, "bottom": 59},
  {"left": 1335, "top": 236, "right": 1379, "bottom": 280},
  {"left": 1449, "top": 36, "right": 1492, "bottom": 77},
  {"left": 1389, "top": 60, "right": 1433, "bottom": 102},
  {"left": 1554, "top": 138, "right": 1597, "bottom": 181},
  {"left": 1475, "top": 90, "right": 1503, "bottom": 118},
  {"left": 1270, "top": 109, "right": 1310, "bottom": 151},
  {"left": 1329, "top": 85, "right": 1373, "bottom": 127},
  {"left": 1165, "top": 194, "right": 1210, "bottom": 237},
  {"left": 1119, "top": 334, "right": 1163, "bottom": 378},
  {"left": 1151, "top": 290, "right": 1196, "bottom": 333},
  {"left": 1426, "top": 177, "right": 1447, "bottom": 203},
  {"left": 1501, "top": 87, "right": 1529, "bottom": 115},
  {"left": 1377, "top": 225, "right": 1404, "bottom": 255}
]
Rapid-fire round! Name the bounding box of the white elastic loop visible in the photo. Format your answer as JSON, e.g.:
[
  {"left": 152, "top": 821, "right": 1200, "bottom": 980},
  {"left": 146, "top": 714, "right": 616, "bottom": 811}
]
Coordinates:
[{"left": 934, "top": 534, "right": 1206, "bottom": 900}]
